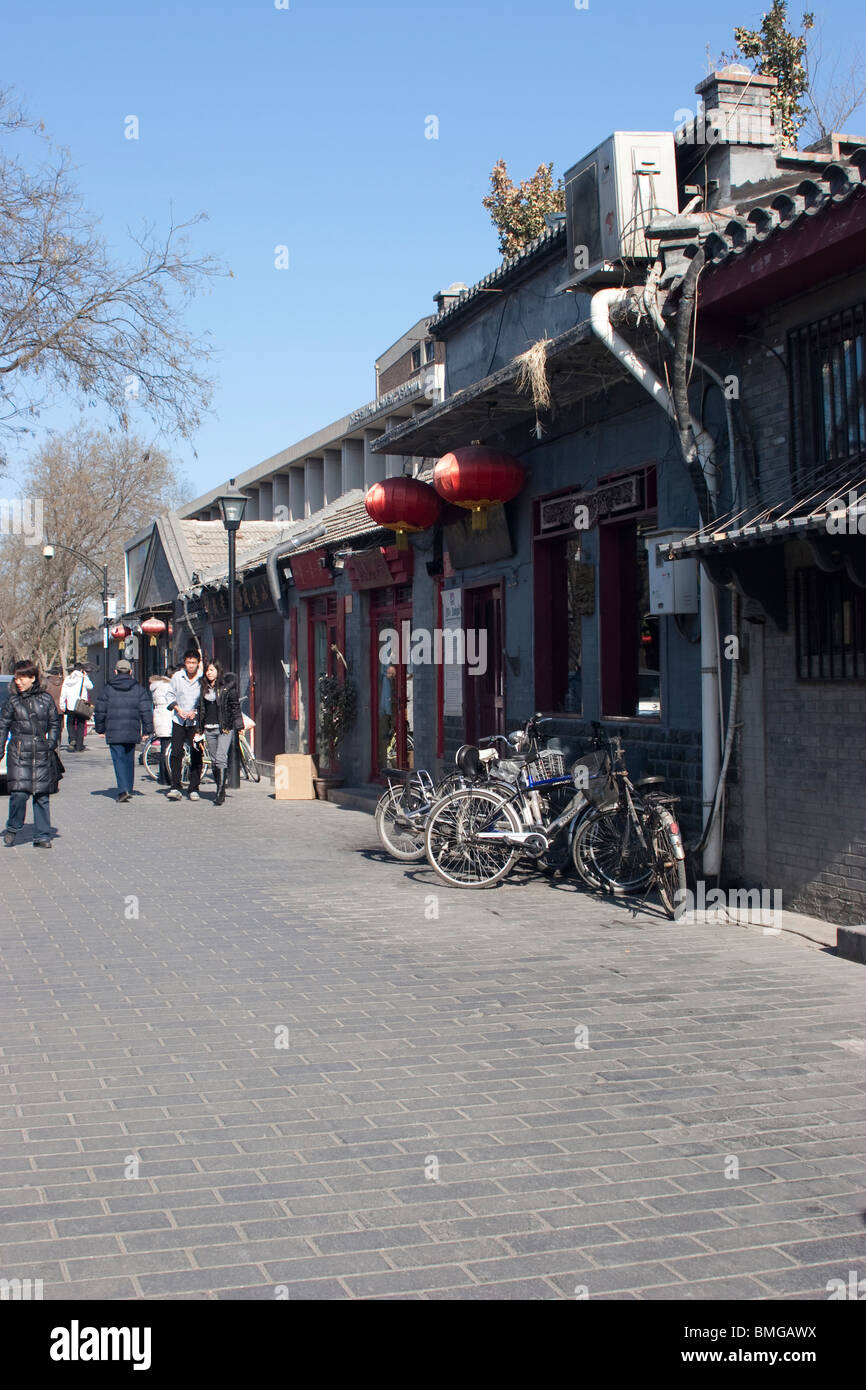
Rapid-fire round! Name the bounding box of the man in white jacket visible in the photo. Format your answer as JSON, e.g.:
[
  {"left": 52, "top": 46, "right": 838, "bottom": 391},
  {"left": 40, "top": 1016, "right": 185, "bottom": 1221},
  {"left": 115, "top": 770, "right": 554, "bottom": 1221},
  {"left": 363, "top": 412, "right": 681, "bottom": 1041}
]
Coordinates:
[{"left": 59, "top": 663, "right": 94, "bottom": 752}]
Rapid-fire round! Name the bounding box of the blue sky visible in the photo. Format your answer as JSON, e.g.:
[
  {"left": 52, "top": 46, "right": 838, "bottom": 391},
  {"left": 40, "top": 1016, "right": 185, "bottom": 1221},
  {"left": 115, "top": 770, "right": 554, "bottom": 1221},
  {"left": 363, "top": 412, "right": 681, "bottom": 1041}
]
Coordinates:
[{"left": 4, "top": 0, "right": 863, "bottom": 498}]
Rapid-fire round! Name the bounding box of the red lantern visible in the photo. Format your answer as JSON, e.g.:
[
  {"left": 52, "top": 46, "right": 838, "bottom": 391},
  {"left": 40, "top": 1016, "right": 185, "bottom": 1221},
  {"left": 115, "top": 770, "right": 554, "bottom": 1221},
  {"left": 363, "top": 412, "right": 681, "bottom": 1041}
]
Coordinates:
[
  {"left": 365, "top": 477, "right": 440, "bottom": 550},
  {"left": 433, "top": 445, "right": 525, "bottom": 530},
  {"left": 141, "top": 616, "right": 166, "bottom": 647},
  {"left": 110, "top": 624, "right": 131, "bottom": 641}
]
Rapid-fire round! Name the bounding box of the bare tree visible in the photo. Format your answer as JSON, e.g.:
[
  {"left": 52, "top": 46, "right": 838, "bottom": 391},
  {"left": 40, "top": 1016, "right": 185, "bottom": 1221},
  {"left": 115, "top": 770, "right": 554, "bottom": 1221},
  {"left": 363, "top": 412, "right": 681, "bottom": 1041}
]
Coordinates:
[
  {"left": 0, "top": 424, "right": 189, "bottom": 669},
  {"left": 0, "top": 89, "right": 224, "bottom": 460},
  {"left": 801, "top": 18, "right": 866, "bottom": 143}
]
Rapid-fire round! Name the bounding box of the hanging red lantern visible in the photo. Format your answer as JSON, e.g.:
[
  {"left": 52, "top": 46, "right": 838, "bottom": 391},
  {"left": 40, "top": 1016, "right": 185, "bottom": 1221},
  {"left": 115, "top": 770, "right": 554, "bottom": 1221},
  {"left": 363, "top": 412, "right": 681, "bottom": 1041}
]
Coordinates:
[
  {"left": 110, "top": 624, "right": 131, "bottom": 641},
  {"left": 141, "top": 616, "right": 167, "bottom": 647},
  {"left": 365, "top": 477, "right": 440, "bottom": 550},
  {"left": 433, "top": 445, "right": 525, "bottom": 530}
]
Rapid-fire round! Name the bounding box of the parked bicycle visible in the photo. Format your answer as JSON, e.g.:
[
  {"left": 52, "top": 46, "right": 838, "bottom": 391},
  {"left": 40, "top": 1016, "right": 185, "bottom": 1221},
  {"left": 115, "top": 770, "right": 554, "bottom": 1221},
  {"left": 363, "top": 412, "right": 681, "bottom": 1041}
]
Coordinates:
[
  {"left": 423, "top": 716, "right": 613, "bottom": 888},
  {"left": 571, "top": 726, "right": 686, "bottom": 917},
  {"left": 375, "top": 714, "right": 567, "bottom": 863}
]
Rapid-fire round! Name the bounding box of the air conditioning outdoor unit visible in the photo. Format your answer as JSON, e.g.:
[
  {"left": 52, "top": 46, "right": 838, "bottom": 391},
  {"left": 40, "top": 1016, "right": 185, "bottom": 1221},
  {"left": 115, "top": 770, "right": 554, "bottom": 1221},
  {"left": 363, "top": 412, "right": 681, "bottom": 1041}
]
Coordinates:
[{"left": 563, "top": 132, "right": 678, "bottom": 287}]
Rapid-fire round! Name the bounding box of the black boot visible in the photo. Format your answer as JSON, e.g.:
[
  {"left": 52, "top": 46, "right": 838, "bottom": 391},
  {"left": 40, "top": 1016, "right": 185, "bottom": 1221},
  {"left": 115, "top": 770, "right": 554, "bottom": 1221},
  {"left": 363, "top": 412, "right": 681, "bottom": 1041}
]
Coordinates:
[{"left": 214, "top": 769, "right": 226, "bottom": 805}]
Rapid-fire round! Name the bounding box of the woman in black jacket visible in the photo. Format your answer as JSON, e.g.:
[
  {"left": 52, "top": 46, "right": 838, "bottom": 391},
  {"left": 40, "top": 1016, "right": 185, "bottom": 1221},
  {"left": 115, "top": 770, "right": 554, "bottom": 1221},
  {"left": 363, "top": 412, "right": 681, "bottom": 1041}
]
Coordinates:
[
  {"left": 0, "top": 660, "right": 62, "bottom": 848},
  {"left": 197, "top": 660, "right": 241, "bottom": 805}
]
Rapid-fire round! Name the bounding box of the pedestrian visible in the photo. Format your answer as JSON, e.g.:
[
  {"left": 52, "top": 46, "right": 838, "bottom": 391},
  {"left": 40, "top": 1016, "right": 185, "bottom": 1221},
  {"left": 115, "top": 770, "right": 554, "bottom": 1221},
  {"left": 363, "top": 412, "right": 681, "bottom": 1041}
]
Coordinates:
[
  {"left": 0, "top": 659, "right": 62, "bottom": 848},
  {"left": 165, "top": 648, "right": 203, "bottom": 802},
  {"left": 93, "top": 659, "right": 154, "bottom": 803},
  {"left": 60, "top": 662, "right": 94, "bottom": 751},
  {"left": 197, "top": 659, "right": 241, "bottom": 806}
]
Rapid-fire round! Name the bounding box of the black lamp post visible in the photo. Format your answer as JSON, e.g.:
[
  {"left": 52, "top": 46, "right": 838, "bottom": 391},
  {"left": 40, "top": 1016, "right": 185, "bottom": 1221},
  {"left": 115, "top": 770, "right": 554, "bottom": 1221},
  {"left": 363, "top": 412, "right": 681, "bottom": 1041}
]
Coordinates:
[
  {"left": 43, "top": 542, "right": 110, "bottom": 687},
  {"left": 216, "top": 480, "right": 247, "bottom": 789}
]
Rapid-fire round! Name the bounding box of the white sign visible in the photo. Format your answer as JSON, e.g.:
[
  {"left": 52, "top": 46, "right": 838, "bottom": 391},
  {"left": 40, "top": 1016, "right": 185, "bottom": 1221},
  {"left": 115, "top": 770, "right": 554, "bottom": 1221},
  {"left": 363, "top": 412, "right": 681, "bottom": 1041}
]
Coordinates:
[{"left": 442, "top": 588, "right": 463, "bottom": 716}]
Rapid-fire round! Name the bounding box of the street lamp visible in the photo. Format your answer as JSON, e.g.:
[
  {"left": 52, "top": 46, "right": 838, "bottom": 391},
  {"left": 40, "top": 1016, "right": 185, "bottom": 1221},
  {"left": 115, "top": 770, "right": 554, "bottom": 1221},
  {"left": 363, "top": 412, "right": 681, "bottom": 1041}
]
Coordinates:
[
  {"left": 43, "top": 542, "right": 110, "bottom": 687},
  {"left": 216, "top": 480, "right": 248, "bottom": 788}
]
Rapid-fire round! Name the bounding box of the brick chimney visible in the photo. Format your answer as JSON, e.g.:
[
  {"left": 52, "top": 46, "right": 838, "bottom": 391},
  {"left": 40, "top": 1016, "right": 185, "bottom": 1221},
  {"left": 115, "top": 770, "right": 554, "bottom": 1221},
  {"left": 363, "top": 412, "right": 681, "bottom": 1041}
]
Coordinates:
[
  {"left": 677, "top": 65, "right": 782, "bottom": 209},
  {"left": 433, "top": 281, "right": 468, "bottom": 314}
]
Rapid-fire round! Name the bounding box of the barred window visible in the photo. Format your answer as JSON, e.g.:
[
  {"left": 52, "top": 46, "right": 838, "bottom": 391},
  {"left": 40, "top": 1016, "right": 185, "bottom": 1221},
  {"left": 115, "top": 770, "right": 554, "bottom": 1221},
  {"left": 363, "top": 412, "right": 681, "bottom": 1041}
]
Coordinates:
[
  {"left": 795, "top": 567, "right": 866, "bottom": 680},
  {"left": 788, "top": 304, "right": 866, "bottom": 488}
]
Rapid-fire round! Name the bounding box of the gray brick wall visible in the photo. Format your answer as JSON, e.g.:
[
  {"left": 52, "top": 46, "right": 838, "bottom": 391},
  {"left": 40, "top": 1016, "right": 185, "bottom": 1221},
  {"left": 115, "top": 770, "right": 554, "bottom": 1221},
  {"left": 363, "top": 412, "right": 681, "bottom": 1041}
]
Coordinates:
[{"left": 718, "top": 275, "right": 866, "bottom": 925}]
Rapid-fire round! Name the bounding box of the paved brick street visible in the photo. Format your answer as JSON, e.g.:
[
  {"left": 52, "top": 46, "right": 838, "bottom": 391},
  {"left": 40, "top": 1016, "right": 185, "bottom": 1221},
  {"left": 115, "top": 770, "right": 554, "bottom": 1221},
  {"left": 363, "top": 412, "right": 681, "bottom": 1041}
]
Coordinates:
[{"left": 0, "top": 744, "right": 863, "bottom": 1301}]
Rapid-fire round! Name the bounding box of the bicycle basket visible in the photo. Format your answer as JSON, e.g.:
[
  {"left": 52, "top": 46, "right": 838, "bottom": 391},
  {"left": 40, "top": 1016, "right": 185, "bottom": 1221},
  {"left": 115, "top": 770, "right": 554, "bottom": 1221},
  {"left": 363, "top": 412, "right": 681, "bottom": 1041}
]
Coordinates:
[
  {"left": 524, "top": 749, "right": 566, "bottom": 783},
  {"left": 572, "top": 751, "right": 617, "bottom": 807}
]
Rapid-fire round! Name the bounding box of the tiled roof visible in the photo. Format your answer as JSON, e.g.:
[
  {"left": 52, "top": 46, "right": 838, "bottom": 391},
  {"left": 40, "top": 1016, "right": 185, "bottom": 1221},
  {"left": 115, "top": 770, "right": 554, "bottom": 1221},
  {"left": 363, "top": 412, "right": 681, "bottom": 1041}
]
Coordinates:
[
  {"left": 180, "top": 492, "right": 388, "bottom": 592},
  {"left": 430, "top": 221, "right": 567, "bottom": 332},
  {"left": 689, "top": 148, "right": 866, "bottom": 279}
]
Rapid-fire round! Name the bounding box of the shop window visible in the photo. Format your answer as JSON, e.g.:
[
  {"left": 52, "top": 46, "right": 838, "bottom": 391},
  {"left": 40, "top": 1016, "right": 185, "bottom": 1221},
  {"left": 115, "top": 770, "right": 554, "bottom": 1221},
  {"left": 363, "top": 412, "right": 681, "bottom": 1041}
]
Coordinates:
[
  {"left": 599, "top": 515, "right": 660, "bottom": 718},
  {"left": 795, "top": 567, "right": 866, "bottom": 680}
]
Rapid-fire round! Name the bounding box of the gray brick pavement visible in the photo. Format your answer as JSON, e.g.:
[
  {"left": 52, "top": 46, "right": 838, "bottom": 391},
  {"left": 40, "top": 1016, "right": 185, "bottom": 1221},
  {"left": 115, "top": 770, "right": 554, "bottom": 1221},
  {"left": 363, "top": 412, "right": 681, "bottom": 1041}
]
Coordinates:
[{"left": 0, "top": 745, "right": 864, "bottom": 1300}]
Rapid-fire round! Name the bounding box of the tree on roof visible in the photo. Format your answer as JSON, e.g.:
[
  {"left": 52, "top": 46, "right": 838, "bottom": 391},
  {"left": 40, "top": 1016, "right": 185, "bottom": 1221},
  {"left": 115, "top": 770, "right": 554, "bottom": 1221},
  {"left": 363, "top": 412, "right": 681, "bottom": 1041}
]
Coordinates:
[
  {"left": 726, "top": 3, "right": 814, "bottom": 145},
  {"left": 482, "top": 160, "right": 565, "bottom": 258}
]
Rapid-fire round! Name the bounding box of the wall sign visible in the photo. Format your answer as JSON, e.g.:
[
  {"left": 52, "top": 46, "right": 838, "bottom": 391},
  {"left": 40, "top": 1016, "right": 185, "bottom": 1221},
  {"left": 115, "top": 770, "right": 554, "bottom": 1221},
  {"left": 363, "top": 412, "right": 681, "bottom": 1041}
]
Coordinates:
[
  {"left": 442, "top": 588, "right": 463, "bottom": 716},
  {"left": 538, "top": 475, "right": 643, "bottom": 535},
  {"left": 290, "top": 549, "right": 334, "bottom": 591}
]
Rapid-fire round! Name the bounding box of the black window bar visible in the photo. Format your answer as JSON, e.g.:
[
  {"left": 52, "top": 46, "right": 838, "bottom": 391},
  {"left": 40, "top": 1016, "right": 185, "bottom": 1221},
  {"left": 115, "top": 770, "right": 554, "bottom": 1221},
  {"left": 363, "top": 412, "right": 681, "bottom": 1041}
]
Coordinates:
[
  {"left": 788, "top": 302, "right": 866, "bottom": 490},
  {"left": 795, "top": 567, "right": 866, "bottom": 681}
]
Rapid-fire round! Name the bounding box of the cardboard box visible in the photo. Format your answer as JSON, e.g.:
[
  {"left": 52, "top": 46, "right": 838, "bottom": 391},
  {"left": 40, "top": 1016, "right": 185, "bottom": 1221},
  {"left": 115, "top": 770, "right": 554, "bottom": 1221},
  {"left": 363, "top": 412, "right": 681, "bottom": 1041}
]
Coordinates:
[{"left": 274, "top": 754, "right": 317, "bottom": 800}]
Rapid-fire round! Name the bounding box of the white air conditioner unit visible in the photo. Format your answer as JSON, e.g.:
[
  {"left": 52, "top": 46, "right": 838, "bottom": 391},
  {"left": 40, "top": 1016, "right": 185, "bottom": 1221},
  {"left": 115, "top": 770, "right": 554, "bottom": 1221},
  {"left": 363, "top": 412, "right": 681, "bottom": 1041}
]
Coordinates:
[{"left": 563, "top": 132, "right": 678, "bottom": 287}]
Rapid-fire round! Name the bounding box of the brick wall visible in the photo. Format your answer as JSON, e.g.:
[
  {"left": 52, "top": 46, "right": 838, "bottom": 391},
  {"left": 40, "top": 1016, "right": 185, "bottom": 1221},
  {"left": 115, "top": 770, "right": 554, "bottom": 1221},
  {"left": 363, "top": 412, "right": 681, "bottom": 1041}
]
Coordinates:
[{"left": 719, "top": 274, "right": 866, "bottom": 924}]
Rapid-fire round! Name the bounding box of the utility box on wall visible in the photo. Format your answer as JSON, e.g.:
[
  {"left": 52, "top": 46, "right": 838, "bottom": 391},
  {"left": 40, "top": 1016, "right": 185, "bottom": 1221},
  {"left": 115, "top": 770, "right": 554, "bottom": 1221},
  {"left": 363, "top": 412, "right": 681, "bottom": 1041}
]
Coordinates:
[{"left": 644, "top": 529, "right": 699, "bottom": 614}]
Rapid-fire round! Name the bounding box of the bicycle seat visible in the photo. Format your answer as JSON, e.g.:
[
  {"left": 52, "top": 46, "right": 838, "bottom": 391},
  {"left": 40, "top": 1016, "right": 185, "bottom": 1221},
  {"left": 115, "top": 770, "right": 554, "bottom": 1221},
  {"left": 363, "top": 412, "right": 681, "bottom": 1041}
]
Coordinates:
[
  {"left": 381, "top": 767, "right": 414, "bottom": 781},
  {"left": 635, "top": 775, "right": 667, "bottom": 790}
]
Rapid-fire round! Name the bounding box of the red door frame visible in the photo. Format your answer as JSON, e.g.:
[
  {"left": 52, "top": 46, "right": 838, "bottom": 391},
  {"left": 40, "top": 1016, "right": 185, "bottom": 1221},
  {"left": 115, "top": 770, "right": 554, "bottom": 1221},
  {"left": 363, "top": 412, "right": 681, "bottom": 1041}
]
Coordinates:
[
  {"left": 370, "top": 586, "right": 413, "bottom": 781},
  {"left": 306, "top": 594, "right": 345, "bottom": 764},
  {"left": 462, "top": 577, "right": 505, "bottom": 745}
]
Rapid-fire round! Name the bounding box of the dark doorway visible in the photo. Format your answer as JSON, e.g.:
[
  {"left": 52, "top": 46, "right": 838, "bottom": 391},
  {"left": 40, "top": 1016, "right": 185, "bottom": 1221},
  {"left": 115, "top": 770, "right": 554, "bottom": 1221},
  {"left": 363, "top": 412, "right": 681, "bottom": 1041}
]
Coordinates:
[
  {"left": 463, "top": 581, "right": 504, "bottom": 744},
  {"left": 250, "top": 610, "right": 285, "bottom": 764}
]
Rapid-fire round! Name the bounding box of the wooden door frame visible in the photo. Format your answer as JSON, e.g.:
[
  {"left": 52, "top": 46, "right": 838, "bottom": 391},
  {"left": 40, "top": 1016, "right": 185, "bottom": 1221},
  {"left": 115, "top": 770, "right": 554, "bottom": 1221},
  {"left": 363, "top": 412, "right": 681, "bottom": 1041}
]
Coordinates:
[
  {"left": 462, "top": 576, "right": 505, "bottom": 744},
  {"left": 369, "top": 588, "right": 413, "bottom": 781}
]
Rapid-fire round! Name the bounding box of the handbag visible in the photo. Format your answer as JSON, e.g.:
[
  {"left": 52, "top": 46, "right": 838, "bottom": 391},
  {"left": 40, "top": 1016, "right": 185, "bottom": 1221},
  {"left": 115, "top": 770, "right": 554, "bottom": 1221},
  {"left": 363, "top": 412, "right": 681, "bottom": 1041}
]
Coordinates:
[
  {"left": 49, "top": 749, "right": 65, "bottom": 791},
  {"left": 72, "top": 674, "right": 93, "bottom": 720}
]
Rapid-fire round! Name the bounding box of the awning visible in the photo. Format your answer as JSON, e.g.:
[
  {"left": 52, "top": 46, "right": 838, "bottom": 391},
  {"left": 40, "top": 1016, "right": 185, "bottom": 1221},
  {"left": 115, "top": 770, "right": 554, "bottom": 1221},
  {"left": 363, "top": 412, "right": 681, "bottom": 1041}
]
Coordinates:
[
  {"left": 370, "top": 320, "right": 659, "bottom": 457},
  {"left": 669, "top": 475, "right": 866, "bottom": 627}
]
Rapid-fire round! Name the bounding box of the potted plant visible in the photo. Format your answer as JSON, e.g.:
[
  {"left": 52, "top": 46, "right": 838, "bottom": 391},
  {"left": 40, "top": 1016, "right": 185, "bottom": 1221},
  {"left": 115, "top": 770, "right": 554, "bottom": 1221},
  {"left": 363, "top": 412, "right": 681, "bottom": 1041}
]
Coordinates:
[{"left": 314, "top": 668, "right": 357, "bottom": 799}]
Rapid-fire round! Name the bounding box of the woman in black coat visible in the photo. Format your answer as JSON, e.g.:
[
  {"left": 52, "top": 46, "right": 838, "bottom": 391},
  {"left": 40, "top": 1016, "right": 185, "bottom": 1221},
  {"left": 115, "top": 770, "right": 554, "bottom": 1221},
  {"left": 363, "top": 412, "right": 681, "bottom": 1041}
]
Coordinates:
[
  {"left": 0, "top": 659, "right": 62, "bottom": 848},
  {"left": 197, "top": 660, "right": 242, "bottom": 805}
]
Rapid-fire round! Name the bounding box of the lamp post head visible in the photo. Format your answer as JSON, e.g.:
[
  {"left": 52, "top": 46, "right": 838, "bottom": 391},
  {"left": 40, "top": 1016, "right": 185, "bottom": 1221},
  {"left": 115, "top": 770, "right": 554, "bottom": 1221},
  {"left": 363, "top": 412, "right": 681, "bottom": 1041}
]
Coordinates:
[
  {"left": 217, "top": 479, "right": 248, "bottom": 533},
  {"left": 42, "top": 543, "right": 55, "bottom": 559}
]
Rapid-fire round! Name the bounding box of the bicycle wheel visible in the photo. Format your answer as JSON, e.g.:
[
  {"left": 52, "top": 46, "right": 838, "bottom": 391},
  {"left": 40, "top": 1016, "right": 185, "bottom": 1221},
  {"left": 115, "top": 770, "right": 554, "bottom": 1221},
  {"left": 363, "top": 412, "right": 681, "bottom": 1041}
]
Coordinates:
[
  {"left": 573, "top": 805, "right": 653, "bottom": 894},
  {"left": 652, "top": 822, "right": 687, "bottom": 918},
  {"left": 425, "top": 787, "right": 520, "bottom": 888},
  {"left": 240, "top": 736, "right": 260, "bottom": 782},
  {"left": 375, "top": 787, "right": 427, "bottom": 862},
  {"left": 143, "top": 738, "right": 163, "bottom": 781}
]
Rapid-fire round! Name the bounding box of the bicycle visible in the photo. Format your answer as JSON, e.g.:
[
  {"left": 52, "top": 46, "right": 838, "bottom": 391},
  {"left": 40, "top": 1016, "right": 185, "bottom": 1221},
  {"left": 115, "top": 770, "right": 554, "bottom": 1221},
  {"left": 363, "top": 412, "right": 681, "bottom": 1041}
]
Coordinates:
[
  {"left": 423, "top": 716, "right": 611, "bottom": 888},
  {"left": 375, "top": 715, "right": 566, "bottom": 863},
  {"left": 571, "top": 728, "right": 686, "bottom": 917},
  {"left": 142, "top": 726, "right": 259, "bottom": 786}
]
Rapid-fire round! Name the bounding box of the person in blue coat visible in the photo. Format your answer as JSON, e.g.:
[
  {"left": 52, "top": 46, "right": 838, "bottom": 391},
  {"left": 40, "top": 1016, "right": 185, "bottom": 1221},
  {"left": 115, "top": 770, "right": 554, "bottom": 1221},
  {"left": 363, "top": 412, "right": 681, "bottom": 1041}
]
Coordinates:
[{"left": 93, "top": 659, "right": 154, "bottom": 802}]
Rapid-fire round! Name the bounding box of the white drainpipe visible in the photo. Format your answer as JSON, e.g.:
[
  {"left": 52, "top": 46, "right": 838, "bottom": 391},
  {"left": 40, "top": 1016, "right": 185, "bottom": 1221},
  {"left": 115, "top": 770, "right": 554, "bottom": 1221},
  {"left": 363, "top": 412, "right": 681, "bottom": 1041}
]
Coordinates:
[{"left": 589, "top": 288, "right": 722, "bottom": 877}]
